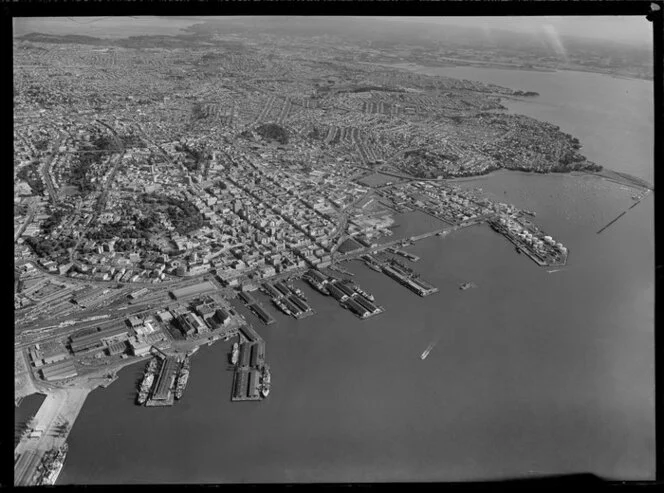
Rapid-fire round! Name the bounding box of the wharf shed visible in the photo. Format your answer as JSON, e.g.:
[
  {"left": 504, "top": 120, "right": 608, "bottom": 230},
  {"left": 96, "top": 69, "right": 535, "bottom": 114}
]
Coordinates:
[
  {"left": 344, "top": 298, "right": 370, "bottom": 318},
  {"left": 262, "top": 283, "right": 280, "bottom": 298},
  {"left": 249, "top": 304, "right": 274, "bottom": 324},
  {"left": 239, "top": 343, "right": 252, "bottom": 368},
  {"left": 281, "top": 296, "right": 301, "bottom": 314},
  {"left": 248, "top": 369, "right": 260, "bottom": 399},
  {"left": 238, "top": 292, "right": 255, "bottom": 304},
  {"left": 40, "top": 360, "right": 78, "bottom": 381},
  {"left": 249, "top": 344, "right": 259, "bottom": 368},
  {"left": 152, "top": 357, "right": 177, "bottom": 400},
  {"left": 307, "top": 270, "right": 328, "bottom": 284},
  {"left": 274, "top": 282, "right": 290, "bottom": 296},
  {"left": 239, "top": 324, "right": 260, "bottom": 343},
  {"left": 288, "top": 294, "right": 309, "bottom": 312},
  {"left": 354, "top": 294, "right": 377, "bottom": 312},
  {"left": 233, "top": 368, "right": 249, "bottom": 397},
  {"left": 327, "top": 283, "right": 347, "bottom": 301},
  {"left": 336, "top": 282, "right": 355, "bottom": 297}
]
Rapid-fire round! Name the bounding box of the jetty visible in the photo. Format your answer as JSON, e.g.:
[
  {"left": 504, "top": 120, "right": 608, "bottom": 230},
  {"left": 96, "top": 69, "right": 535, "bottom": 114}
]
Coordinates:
[
  {"left": 262, "top": 281, "right": 315, "bottom": 320},
  {"left": 231, "top": 327, "right": 270, "bottom": 401},
  {"left": 14, "top": 388, "right": 90, "bottom": 486},
  {"left": 145, "top": 356, "right": 178, "bottom": 407},
  {"left": 376, "top": 258, "right": 439, "bottom": 297}
]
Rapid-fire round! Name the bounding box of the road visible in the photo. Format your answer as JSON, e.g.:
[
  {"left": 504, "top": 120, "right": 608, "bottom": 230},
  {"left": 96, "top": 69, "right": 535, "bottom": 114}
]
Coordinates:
[
  {"left": 15, "top": 209, "right": 36, "bottom": 243},
  {"left": 39, "top": 138, "right": 65, "bottom": 204}
]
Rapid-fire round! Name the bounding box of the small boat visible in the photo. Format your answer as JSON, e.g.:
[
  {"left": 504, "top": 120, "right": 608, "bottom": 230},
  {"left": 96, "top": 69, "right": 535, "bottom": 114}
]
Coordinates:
[
  {"left": 230, "top": 343, "right": 239, "bottom": 365},
  {"left": 421, "top": 342, "right": 436, "bottom": 360},
  {"left": 459, "top": 282, "right": 477, "bottom": 290}
]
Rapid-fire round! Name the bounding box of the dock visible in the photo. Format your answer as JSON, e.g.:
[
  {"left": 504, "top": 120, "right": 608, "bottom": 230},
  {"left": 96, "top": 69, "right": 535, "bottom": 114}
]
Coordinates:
[
  {"left": 386, "top": 247, "right": 420, "bottom": 262},
  {"left": 14, "top": 388, "right": 90, "bottom": 486},
  {"left": 247, "top": 303, "right": 276, "bottom": 325},
  {"left": 231, "top": 324, "right": 270, "bottom": 402},
  {"left": 489, "top": 220, "right": 567, "bottom": 267},
  {"left": 365, "top": 256, "right": 438, "bottom": 297},
  {"left": 326, "top": 278, "right": 385, "bottom": 318},
  {"left": 263, "top": 281, "right": 315, "bottom": 319},
  {"left": 145, "top": 356, "right": 178, "bottom": 407},
  {"left": 231, "top": 367, "right": 262, "bottom": 401}
]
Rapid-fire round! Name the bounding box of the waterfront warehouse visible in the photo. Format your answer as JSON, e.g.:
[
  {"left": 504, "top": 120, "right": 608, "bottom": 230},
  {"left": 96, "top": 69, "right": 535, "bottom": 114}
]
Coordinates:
[
  {"left": 249, "top": 303, "right": 275, "bottom": 325},
  {"left": 327, "top": 283, "right": 348, "bottom": 302},
  {"left": 239, "top": 343, "right": 252, "bottom": 368},
  {"left": 353, "top": 294, "right": 378, "bottom": 313},
  {"left": 151, "top": 357, "right": 178, "bottom": 401},
  {"left": 40, "top": 360, "right": 78, "bottom": 381},
  {"left": 344, "top": 298, "right": 371, "bottom": 318},
  {"left": 336, "top": 281, "right": 355, "bottom": 298},
  {"left": 238, "top": 292, "right": 255, "bottom": 304},
  {"left": 248, "top": 369, "right": 261, "bottom": 399},
  {"left": 239, "top": 325, "right": 260, "bottom": 343},
  {"left": 274, "top": 282, "right": 291, "bottom": 297},
  {"left": 288, "top": 294, "right": 310, "bottom": 312}
]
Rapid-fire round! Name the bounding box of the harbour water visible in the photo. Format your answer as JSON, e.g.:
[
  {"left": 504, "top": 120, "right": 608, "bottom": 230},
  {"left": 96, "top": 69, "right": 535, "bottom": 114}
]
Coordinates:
[
  {"left": 58, "top": 68, "right": 654, "bottom": 483},
  {"left": 387, "top": 63, "right": 654, "bottom": 183}
]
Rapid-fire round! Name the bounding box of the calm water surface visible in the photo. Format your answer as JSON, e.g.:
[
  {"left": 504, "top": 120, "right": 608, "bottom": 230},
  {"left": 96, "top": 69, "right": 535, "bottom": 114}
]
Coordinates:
[{"left": 59, "top": 68, "right": 654, "bottom": 483}]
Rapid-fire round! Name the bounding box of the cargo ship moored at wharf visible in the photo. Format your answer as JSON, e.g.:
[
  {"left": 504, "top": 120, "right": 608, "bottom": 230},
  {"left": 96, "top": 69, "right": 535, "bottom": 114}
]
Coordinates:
[
  {"left": 36, "top": 443, "right": 68, "bottom": 486},
  {"left": 174, "top": 354, "right": 191, "bottom": 400},
  {"left": 136, "top": 357, "right": 159, "bottom": 405}
]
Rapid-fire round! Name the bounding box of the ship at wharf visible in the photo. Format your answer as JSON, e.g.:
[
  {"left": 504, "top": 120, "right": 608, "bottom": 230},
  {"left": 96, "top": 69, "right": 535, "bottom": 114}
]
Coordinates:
[{"left": 174, "top": 354, "right": 192, "bottom": 400}]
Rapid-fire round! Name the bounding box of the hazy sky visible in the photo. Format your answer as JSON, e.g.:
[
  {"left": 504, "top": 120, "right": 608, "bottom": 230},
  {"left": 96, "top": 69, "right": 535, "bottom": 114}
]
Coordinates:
[
  {"left": 15, "top": 16, "right": 652, "bottom": 47},
  {"left": 380, "top": 17, "right": 652, "bottom": 46}
]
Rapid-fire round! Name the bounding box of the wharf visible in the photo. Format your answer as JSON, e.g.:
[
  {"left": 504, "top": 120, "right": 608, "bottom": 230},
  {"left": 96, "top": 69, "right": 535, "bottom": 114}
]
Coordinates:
[
  {"left": 328, "top": 264, "right": 355, "bottom": 276},
  {"left": 381, "top": 263, "right": 439, "bottom": 297},
  {"left": 489, "top": 221, "right": 566, "bottom": 267},
  {"left": 14, "top": 388, "right": 90, "bottom": 486},
  {"left": 265, "top": 281, "right": 315, "bottom": 319},
  {"left": 231, "top": 367, "right": 262, "bottom": 401},
  {"left": 247, "top": 303, "right": 276, "bottom": 325},
  {"left": 145, "top": 356, "right": 178, "bottom": 406},
  {"left": 386, "top": 247, "right": 420, "bottom": 262},
  {"left": 327, "top": 278, "right": 385, "bottom": 318}
]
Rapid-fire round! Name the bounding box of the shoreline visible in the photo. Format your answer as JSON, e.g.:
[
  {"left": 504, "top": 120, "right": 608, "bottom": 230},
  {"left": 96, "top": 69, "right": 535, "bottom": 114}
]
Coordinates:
[{"left": 370, "top": 60, "right": 652, "bottom": 83}]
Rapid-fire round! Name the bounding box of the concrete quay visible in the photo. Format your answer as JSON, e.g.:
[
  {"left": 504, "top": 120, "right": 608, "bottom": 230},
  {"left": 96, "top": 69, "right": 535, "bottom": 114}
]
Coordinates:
[{"left": 14, "top": 388, "right": 90, "bottom": 486}]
